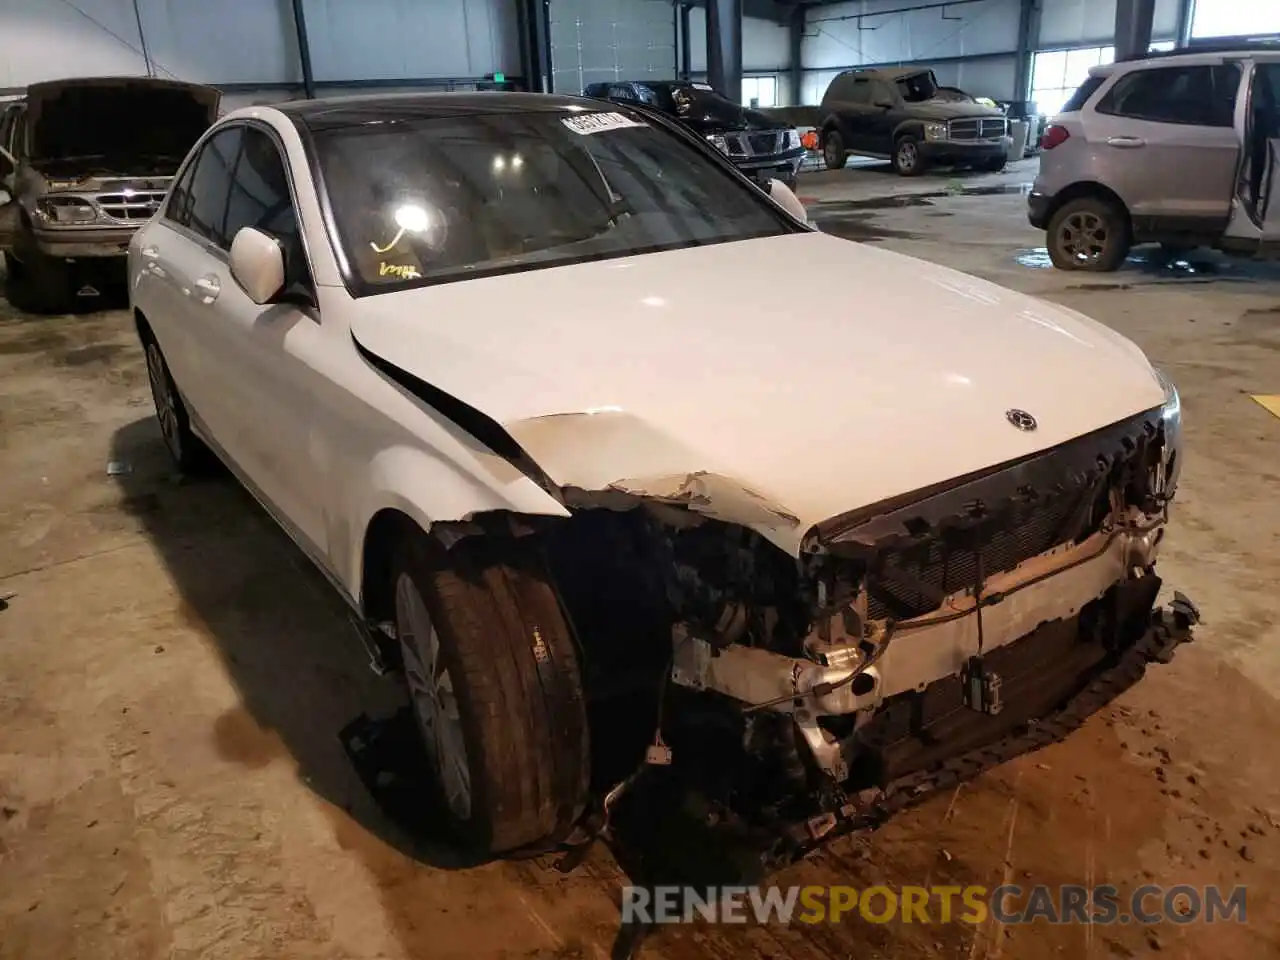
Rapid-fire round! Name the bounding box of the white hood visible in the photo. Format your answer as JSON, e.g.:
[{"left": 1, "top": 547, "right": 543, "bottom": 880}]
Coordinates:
[{"left": 351, "top": 232, "right": 1164, "bottom": 553}]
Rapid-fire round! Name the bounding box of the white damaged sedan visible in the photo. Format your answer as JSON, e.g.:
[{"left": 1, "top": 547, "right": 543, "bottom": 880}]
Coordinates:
[{"left": 129, "top": 92, "right": 1195, "bottom": 862}]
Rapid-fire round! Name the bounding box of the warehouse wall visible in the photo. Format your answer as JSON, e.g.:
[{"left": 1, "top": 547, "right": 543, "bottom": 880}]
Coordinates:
[
  {"left": 685, "top": 8, "right": 793, "bottom": 103},
  {"left": 1038, "top": 0, "right": 1180, "bottom": 48},
  {"left": 549, "top": 0, "right": 677, "bottom": 94},
  {"left": 800, "top": 0, "right": 1022, "bottom": 104},
  {"left": 0, "top": 0, "right": 518, "bottom": 100}
]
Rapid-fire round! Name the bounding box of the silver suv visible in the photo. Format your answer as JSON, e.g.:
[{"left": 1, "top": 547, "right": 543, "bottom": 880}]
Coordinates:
[{"left": 1028, "top": 46, "right": 1280, "bottom": 271}]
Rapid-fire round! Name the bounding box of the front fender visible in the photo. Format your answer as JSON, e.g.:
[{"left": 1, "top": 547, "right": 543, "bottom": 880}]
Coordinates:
[{"left": 343, "top": 443, "right": 569, "bottom": 602}]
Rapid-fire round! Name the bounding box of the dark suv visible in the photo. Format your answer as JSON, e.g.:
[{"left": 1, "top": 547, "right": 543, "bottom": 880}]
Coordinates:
[
  {"left": 583, "top": 80, "right": 805, "bottom": 188},
  {"left": 819, "top": 68, "right": 1010, "bottom": 176}
]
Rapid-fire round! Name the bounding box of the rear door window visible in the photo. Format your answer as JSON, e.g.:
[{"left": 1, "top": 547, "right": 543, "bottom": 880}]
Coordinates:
[{"left": 1096, "top": 64, "right": 1241, "bottom": 127}]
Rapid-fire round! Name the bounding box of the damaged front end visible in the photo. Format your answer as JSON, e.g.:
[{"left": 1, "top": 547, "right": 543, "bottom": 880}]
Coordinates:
[{"left": 540, "top": 390, "right": 1194, "bottom": 868}]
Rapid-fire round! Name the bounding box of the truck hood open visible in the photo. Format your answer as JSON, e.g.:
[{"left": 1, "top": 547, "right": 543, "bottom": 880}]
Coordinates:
[
  {"left": 25, "top": 77, "right": 219, "bottom": 174},
  {"left": 350, "top": 232, "right": 1165, "bottom": 554}
]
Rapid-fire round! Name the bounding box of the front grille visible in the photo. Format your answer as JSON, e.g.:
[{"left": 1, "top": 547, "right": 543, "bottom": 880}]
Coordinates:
[
  {"left": 748, "top": 131, "right": 782, "bottom": 155},
  {"left": 724, "top": 131, "right": 783, "bottom": 157},
  {"left": 866, "top": 485, "right": 1100, "bottom": 621},
  {"left": 948, "top": 118, "right": 1007, "bottom": 141},
  {"left": 96, "top": 191, "right": 166, "bottom": 222}
]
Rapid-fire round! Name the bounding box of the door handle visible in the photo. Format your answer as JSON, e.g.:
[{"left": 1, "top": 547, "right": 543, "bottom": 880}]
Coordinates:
[
  {"left": 193, "top": 275, "right": 221, "bottom": 303},
  {"left": 1106, "top": 136, "right": 1146, "bottom": 148}
]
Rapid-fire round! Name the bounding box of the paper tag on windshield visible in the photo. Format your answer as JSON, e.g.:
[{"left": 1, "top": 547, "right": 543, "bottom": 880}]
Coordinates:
[{"left": 561, "top": 112, "right": 647, "bottom": 136}]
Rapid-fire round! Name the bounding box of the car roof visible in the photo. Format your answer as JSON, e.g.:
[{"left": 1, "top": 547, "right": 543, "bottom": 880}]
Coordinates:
[
  {"left": 841, "top": 67, "right": 928, "bottom": 81},
  {"left": 277, "top": 91, "right": 610, "bottom": 131},
  {"left": 1092, "top": 46, "right": 1280, "bottom": 76}
]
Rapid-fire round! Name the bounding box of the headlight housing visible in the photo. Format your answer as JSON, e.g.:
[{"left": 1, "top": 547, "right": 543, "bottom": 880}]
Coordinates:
[
  {"left": 35, "top": 196, "right": 98, "bottom": 225},
  {"left": 923, "top": 121, "right": 948, "bottom": 142},
  {"left": 706, "top": 134, "right": 729, "bottom": 154},
  {"left": 784, "top": 128, "right": 801, "bottom": 150},
  {"left": 1154, "top": 367, "right": 1182, "bottom": 496}
]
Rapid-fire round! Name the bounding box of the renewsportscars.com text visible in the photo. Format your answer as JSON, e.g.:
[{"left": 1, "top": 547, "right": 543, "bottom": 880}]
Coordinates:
[{"left": 621, "top": 884, "right": 1247, "bottom": 926}]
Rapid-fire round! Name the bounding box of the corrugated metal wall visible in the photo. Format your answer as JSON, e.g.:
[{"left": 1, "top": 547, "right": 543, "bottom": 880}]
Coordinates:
[
  {"left": 1038, "top": 0, "right": 1179, "bottom": 48},
  {"left": 0, "top": 0, "right": 517, "bottom": 98},
  {"left": 549, "top": 0, "right": 676, "bottom": 94}
]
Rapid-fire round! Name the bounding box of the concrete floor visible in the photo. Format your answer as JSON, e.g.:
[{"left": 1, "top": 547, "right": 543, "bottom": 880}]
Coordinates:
[{"left": 3, "top": 158, "right": 1280, "bottom": 960}]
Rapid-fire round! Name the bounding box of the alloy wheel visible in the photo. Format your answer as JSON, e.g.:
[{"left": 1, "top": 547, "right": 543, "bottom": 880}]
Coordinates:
[
  {"left": 1057, "top": 211, "right": 1110, "bottom": 266},
  {"left": 897, "top": 140, "right": 918, "bottom": 171},
  {"left": 145, "top": 343, "right": 183, "bottom": 462},
  {"left": 395, "top": 572, "right": 473, "bottom": 820}
]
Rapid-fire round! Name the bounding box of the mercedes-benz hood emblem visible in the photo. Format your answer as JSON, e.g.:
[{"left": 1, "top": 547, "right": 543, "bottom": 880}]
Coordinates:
[{"left": 1006, "top": 408, "right": 1038, "bottom": 431}]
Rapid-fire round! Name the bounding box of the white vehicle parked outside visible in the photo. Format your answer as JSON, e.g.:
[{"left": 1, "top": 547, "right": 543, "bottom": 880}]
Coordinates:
[{"left": 129, "top": 92, "right": 1195, "bottom": 864}]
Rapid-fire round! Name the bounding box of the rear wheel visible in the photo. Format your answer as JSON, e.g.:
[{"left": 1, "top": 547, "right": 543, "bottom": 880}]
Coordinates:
[
  {"left": 892, "top": 135, "right": 926, "bottom": 176},
  {"left": 391, "top": 533, "right": 589, "bottom": 855},
  {"left": 822, "top": 129, "right": 846, "bottom": 170},
  {"left": 141, "top": 333, "right": 209, "bottom": 473},
  {"left": 1047, "top": 197, "right": 1130, "bottom": 272}
]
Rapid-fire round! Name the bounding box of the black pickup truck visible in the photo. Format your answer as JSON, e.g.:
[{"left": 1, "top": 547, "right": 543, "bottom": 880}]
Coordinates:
[
  {"left": 818, "top": 68, "right": 1010, "bottom": 176},
  {"left": 583, "top": 80, "right": 806, "bottom": 189}
]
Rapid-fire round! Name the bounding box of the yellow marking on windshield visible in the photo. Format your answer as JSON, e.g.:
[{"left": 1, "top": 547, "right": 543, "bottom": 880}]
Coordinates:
[{"left": 379, "top": 261, "right": 420, "bottom": 280}]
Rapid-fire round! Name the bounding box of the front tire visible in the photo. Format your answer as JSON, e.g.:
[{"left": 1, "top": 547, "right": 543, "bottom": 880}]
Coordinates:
[
  {"left": 892, "top": 135, "right": 926, "bottom": 176},
  {"left": 1047, "top": 197, "right": 1131, "bottom": 272},
  {"left": 980, "top": 156, "right": 1008, "bottom": 173},
  {"left": 392, "top": 534, "right": 589, "bottom": 855},
  {"left": 822, "top": 129, "right": 847, "bottom": 170}
]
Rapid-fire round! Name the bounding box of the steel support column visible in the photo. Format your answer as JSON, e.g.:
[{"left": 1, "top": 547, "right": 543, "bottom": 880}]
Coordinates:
[
  {"left": 1114, "top": 0, "right": 1156, "bottom": 62},
  {"left": 788, "top": 5, "right": 804, "bottom": 107},
  {"left": 290, "top": 0, "right": 315, "bottom": 98},
  {"left": 1013, "top": 0, "right": 1039, "bottom": 102},
  {"left": 706, "top": 0, "right": 743, "bottom": 104},
  {"left": 680, "top": 3, "right": 693, "bottom": 80},
  {"left": 517, "top": 0, "right": 553, "bottom": 93},
  {"left": 1174, "top": 0, "right": 1195, "bottom": 48}
]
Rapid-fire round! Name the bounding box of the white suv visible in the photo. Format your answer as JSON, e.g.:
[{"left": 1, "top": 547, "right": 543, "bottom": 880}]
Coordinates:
[
  {"left": 1029, "top": 46, "right": 1280, "bottom": 270},
  {"left": 130, "top": 92, "right": 1194, "bottom": 864}
]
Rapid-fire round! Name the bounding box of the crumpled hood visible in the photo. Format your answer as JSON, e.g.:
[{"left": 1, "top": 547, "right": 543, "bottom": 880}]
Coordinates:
[{"left": 351, "top": 232, "right": 1164, "bottom": 554}]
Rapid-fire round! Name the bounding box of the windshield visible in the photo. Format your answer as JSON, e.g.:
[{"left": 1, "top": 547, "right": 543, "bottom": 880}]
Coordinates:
[
  {"left": 311, "top": 107, "right": 793, "bottom": 294},
  {"left": 896, "top": 72, "right": 939, "bottom": 103}
]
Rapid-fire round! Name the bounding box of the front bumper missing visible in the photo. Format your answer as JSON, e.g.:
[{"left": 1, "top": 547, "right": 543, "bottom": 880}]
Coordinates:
[{"left": 779, "top": 594, "right": 1198, "bottom": 863}]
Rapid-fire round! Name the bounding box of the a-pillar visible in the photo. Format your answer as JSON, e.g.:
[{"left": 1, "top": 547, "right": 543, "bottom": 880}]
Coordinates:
[{"left": 706, "top": 0, "right": 743, "bottom": 105}]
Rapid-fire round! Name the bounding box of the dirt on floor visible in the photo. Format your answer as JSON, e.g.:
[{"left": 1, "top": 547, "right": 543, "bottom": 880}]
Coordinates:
[{"left": 3, "top": 164, "right": 1280, "bottom": 959}]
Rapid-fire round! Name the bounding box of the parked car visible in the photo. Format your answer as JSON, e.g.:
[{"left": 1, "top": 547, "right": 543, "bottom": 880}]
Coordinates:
[
  {"left": 0, "top": 77, "right": 219, "bottom": 311},
  {"left": 818, "top": 68, "right": 1011, "bottom": 175},
  {"left": 1030, "top": 46, "right": 1280, "bottom": 270},
  {"left": 583, "top": 80, "right": 805, "bottom": 189},
  {"left": 129, "top": 91, "right": 1194, "bottom": 866}
]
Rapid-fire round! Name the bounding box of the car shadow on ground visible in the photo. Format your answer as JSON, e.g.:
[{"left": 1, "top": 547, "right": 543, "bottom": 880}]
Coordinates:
[
  {"left": 108, "top": 415, "right": 485, "bottom": 871},
  {"left": 109, "top": 414, "right": 783, "bottom": 957}
]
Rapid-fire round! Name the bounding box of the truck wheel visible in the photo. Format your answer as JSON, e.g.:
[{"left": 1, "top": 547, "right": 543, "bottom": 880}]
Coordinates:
[
  {"left": 980, "top": 156, "right": 1008, "bottom": 173},
  {"left": 391, "top": 533, "right": 589, "bottom": 855},
  {"left": 822, "top": 130, "right": 846, "bottom": 170},
  {"left": 6, "top": 232, "right": 73, "bottom": 314},
  {"left": 140, "top": 331, "right": 210, "bottom": 473},
  {"left": 1047, "top": 197, "right": 1130, "bottom": 272},
  {"left": 892, "top": 135, "right": 926, "bottom": 176}
]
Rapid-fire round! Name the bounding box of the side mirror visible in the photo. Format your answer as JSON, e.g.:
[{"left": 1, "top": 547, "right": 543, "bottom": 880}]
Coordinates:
[
  {"left": 767, "top": 178, "right": 807, "bottom": 224},
  {"left": 229, "top": 227, "right": 285, "bottom": 305}
]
